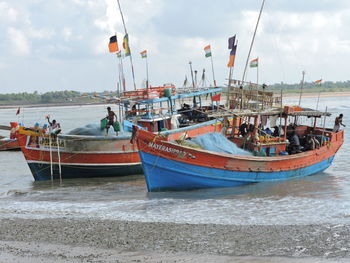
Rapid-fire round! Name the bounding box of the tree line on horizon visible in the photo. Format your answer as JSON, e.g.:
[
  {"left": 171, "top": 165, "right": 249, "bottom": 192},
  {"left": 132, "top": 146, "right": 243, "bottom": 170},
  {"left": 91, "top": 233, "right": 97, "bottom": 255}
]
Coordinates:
[
  {"left": 0, "top": 81, "right": 349, "bottom": 105},
  {"left": 0, "top": 90, "right": 81, "bottom": 105},
  {"left": 268, "top": 80, "right": 350, "bottom": 92}
]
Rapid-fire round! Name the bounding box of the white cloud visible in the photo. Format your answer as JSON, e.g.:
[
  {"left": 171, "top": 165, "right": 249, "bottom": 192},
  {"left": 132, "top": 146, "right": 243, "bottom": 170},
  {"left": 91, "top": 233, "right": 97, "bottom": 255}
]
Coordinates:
[
  {"left": 1, "top": 1, "right": 350, "bottom": 93},
  {"left": 62, "top": 27, "right": 73, "bottom": 41},
  {"left": 7, "top": 27, "right": 31, "bottom": 56},
  {"left": 0, "top": 2, "right": 18, "bottom": 23}
]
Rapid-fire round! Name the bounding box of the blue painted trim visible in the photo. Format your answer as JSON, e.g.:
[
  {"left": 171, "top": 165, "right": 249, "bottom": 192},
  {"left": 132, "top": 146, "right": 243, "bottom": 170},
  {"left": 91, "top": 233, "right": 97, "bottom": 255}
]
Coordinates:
[
  {"left": 139, "top": 151, "right": 335, "bottom": 191},
  {"left": 124, "top": 87, "right": 223, "bottom": 105},
  {"left": 161, "top": 118, "right": 225, "bottom": 136}
]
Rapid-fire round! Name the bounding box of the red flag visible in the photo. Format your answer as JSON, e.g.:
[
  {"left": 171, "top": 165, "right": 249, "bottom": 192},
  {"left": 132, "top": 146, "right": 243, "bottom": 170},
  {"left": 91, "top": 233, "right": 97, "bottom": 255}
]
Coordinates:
[
  {"left": 212, "top": 94, "right": 221, "bottom": 102},
  {"left": 108, "top": 35, "right": 119, "bottom": 53},
  {"left": 16, "top": 107, "right": 20, "bottom": 115}
]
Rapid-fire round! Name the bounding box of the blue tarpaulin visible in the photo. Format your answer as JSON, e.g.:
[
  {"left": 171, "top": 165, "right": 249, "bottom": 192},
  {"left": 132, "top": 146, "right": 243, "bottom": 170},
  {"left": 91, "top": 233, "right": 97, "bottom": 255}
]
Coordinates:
[{"left": 190, "top": 132, "right": 252, "bottom": 156}]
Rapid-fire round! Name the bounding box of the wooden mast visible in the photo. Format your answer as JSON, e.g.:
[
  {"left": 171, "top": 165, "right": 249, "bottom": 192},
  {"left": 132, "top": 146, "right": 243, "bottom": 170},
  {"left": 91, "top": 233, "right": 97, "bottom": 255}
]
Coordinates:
[
  {"left": 241, "top": 0, "right": 266, "bottom": 84},
  {"left": 298, "top": 70, "right": 305, "bottom": 106},
  {"left": 241, "top": 0, "right": 266, "bottom": 109},
  {"left": 116, "top": 0, "right": 137, "bottom": 90}
]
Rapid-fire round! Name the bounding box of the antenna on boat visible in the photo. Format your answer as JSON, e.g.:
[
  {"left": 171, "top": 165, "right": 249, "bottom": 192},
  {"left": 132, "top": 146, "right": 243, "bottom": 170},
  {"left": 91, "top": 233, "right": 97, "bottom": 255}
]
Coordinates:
[
  {"left": 315, "top": 78, "right": 322, "bottom": 110},
  {"left": 116, "top": 0, "right": 137, "bottom": 90},
  {"left": 241, "top": 0, "right": 266, "bottom": 84},
  {"left": 194, "top": 70, "right": 198, "bottom": 87},
  {"left": 189, "top": 61, "right": 196, "bottom": 89},
  {"left": 298, "top": 70, "right": 305, "bottom": 106}
]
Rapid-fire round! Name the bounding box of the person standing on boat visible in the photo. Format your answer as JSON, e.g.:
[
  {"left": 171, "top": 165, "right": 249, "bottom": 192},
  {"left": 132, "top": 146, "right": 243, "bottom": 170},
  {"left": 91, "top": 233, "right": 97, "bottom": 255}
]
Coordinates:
[
  {"left": 333, "top": 114, "right": 346, "bottom": 132},
  {"left": 239, "top": 122, "right": 248, "bottom": 137},
  {"left": 106, "top": 106, "right": 119, "bottom": 135},
  {"left": 46, "top": 116, "right": 61, "bottom": 135}
]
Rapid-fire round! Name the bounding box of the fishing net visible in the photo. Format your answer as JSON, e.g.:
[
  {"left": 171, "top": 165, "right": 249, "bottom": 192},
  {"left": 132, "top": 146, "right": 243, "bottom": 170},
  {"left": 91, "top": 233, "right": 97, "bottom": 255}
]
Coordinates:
[
  {"left": 67, "top": 123, "right": 105, "bottom": 136},
  {"left": 189, "top": 132, "right": 253, "bottom": 156},
  {"left": 68, "top": 122, "right": 129, "bottom": 136}
]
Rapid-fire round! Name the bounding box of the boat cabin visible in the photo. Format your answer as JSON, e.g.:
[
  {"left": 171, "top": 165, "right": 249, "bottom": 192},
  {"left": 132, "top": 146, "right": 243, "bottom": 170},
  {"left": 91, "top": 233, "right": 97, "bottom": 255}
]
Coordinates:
[
  {"left": 120, "top": 85, "right": 223, "bottom": 132},
  {"left": 219, "top": 106, "right": 332, "bottom": 156}
]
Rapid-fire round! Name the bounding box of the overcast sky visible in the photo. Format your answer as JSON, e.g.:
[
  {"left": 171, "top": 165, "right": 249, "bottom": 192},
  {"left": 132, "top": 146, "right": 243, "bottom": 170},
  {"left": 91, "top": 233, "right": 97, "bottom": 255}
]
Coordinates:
[{"left": 0, "top": 0, "right": 350, "bottom": 93}]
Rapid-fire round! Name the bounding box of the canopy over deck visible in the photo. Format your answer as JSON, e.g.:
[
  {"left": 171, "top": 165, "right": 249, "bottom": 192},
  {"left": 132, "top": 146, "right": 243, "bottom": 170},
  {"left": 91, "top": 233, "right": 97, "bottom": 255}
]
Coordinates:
[{"left": 208, "top": 106, "right": 331, "bottom": 119}]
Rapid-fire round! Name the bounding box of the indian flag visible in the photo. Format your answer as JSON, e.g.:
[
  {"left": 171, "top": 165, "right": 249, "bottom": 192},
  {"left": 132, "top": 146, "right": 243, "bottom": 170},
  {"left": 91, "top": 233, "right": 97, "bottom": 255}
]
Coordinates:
[
  {"left": 314, "top": 79, "right": 322, "bottom": 84},
  {"left": 204, "top": 45, "right": 212, "bottom": 58},
  {"left": 250, "top": 58, "right": 258, "bottom": 68},
  {"left": 140, "top": 50, "right": 147, "bottom": 58}
]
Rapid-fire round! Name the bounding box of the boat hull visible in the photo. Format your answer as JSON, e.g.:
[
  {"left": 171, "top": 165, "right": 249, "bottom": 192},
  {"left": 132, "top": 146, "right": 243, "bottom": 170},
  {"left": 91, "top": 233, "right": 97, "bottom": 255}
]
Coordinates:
[
  {"left": 17, "top": 118, "right": 227, "bottom": 180},
  {"left": 136, "top": 129, "right": 344, "bottom": 192},
  {"left": 140, "top": 151, "right": 335, "bottom": 191},
  {"left": 0, "top": 138, "right": 20, "bottom": 151}
]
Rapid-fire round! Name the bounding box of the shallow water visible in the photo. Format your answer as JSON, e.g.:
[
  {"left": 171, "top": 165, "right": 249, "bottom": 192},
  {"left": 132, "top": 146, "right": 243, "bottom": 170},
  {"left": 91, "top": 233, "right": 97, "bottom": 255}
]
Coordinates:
[{"left": 0, "top": 97, "right": 349, "bottom": 225}]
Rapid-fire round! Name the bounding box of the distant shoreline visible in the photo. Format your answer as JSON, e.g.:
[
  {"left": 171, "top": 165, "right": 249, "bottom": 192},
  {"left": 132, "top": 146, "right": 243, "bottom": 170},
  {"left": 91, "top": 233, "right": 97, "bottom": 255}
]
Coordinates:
[
  {"left": 0, "top": 91, "right": 349, "bottom": 109},
  {"left": 283, "top": 91, "right": 350, "bottom": 99},
  {"left": 0, "top": 102, "right": 106, "bottom": 109}
]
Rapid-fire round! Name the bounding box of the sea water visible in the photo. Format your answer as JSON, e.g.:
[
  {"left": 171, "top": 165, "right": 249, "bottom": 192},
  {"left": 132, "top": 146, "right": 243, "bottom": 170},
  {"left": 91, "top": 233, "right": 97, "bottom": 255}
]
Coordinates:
[{"left": 0, "top": 97, "right": 349, "bottom": 225}]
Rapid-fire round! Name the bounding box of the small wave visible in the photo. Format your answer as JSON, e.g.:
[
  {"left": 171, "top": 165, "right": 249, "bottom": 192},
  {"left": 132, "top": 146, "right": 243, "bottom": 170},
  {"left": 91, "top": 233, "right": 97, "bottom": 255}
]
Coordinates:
[{"left": 0, "top": 190, "right": 30, "bottom": 198}]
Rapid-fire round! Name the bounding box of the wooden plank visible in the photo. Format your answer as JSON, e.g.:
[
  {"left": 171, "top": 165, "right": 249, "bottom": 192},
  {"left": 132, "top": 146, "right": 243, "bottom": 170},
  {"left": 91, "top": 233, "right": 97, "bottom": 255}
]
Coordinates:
[{"left": 0, "top": 125, "right": 11, "bottom": 131}]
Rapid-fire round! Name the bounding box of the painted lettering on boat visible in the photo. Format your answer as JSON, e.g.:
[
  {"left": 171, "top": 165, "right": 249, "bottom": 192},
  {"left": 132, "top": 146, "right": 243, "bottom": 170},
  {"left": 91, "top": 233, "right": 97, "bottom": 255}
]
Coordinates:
[
  {"left": 148, "top": 142, "right": 191, "bottom": 159},
  {"left": 39, "top": 137, "right": 65, "bottom": 148}
]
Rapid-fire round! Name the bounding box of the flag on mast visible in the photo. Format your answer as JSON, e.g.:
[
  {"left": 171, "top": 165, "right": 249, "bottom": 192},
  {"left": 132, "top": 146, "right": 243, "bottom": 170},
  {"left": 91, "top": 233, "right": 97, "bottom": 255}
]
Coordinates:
[
  {"left": 227, "top": 45, "right": 237, "bottom": 67},
  {"left": 314, "top": 79, "right": 322, "bottom": 85},
  {"left": 228, "top": 35, "right": 236, "bottom": 50},
  {"left": 227, "top": 35, "right": 237, "bottom": 68},
  {"left": 140, "top": 50, "right": 147, "bottom": 58},
  {"left": 108, "top": 35, "right": 119, "bottom": 53},
  {"left": 212, "top": 94, "right": 221, "bottom": 102},
  {"left": 250, "top": 58, "right": 258, "bottom": 68},
  {"left": 204, "top": 45, "right": 212, "bottom": 57},
  {"left": 123, "top": 34, "right": 130, "bottom": 56}
]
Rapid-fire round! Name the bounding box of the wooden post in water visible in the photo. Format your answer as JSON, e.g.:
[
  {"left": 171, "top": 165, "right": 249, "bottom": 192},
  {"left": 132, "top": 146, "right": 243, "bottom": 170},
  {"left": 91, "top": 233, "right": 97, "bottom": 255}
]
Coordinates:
[
  {"left": 56, "top": 137, "right": 62, "bottom": 183},
  {"left": 49, "top": 135, "right": 53, "bottom": 182}
]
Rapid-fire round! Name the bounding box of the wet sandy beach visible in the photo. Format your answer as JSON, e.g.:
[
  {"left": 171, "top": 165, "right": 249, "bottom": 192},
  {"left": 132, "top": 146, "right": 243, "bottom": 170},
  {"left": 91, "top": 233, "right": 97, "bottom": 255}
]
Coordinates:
[{"left": 0, "top": 218, "right": 349, "bottom": 262}]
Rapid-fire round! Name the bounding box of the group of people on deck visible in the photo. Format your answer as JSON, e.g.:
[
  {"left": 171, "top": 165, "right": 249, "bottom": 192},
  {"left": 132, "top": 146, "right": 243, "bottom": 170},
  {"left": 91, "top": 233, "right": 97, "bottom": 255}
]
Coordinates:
[
  {"left": 28, "top": 116, "right": 61, "bottom": 135},
  {"left": 237, "top": 113, "right": 346, "bottom": 155},
  {"left": 239, "top": 122, "right": 282, "bottom": 141}
]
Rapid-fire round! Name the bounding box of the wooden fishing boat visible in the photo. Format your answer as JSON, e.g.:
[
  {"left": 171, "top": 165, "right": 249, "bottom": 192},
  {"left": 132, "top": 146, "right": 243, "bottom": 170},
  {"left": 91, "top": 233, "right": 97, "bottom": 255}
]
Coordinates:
[
  {"left": 0, "top": 138, "right": 19, "bottom": 151},
  {"left": 136, "top": 107, "right": 344, "bottom": 191},
  {"left": 0, "top": 123, "right": 20, "bottom": 151},
  {"left": 16, "top": 86, "right": 228, "bottom": 181}
]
